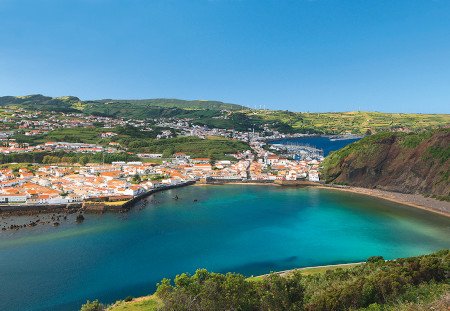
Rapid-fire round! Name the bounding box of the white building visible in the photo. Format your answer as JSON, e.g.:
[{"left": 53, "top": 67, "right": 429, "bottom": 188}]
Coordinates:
[
  {"left": 308, "top": 170, "right": 320, "bottom": 182},
  {"left": 0, "top": 194, "right": 28, "bottom": 203}
]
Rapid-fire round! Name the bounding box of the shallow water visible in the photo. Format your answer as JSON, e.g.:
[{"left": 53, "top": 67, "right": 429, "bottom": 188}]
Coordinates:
[{"left": 1, "top": 185, "right": 449, "bottom": 311}]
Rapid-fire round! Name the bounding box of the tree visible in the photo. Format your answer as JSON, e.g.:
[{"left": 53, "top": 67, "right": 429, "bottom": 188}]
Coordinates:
[
  {"left": 162, "top": 147, "right": 175, "bottom": 158},
  {"left": 367, "top": 256, "right": 384, "bottom": 264},
  {"left": 80, "top": 299, "right": 104, "bottom": 311},
  {"left": 131, "top": 174, "right": 141, "bottom": 184},
  {"left": 258, "top": 271, "right": 304, "bottom": 311},
  {"left": 79, "top": 155, "right": 89, "bottom": 165}
]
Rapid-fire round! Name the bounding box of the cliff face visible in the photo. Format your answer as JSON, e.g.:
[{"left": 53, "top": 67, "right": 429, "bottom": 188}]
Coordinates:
[{"left": 322, "top": 129, "right": 450, "bottom": 199}]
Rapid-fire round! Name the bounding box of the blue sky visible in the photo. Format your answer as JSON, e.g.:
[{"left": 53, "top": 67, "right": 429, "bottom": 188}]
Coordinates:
[{"left": 0, "top": 0, "right": 449, "bottom": 113}]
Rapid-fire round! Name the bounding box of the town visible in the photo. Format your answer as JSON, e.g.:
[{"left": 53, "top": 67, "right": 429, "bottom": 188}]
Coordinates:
[
  {"left": 0, "top": 106, "right": 322, "bottom": 208},
  {"left": 0, "top": 155, "right": 321, "bottom": 206}
]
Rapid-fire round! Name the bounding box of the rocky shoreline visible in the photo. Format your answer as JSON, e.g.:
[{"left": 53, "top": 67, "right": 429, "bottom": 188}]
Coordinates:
[
  {"left": 2, "top": 181, "right": 448, "bottom": 232},
  {"left": 0, "top": 207, "right": 86, "bottom": 231},
  {"left": 0, "top": 181, "right": 196, "bottom": 231}
]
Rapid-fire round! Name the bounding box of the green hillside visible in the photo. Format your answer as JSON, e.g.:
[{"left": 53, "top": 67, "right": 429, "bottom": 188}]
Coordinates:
[
  {"left": 0, "top": 94, "right": 81, "bottom": 112},
  {"left": 90, "top": 98, "right": 244, "bottom": 110},
  {"left": 321, "top": 129, "right": 450, "bottom": 199},
  {"left": 1, "top": 95, "right": 449, "bottom": 134},
  {"left": 251, "top": 110, "right": 450, "bottom": 135}
]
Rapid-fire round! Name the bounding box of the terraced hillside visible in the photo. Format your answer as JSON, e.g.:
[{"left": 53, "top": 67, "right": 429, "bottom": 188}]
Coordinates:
[{"left": 1, "top": 95, "right": 449, "bottom": 134}]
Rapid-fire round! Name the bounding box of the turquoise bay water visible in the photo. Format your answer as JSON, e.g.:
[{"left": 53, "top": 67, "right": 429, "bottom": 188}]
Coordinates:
[{"left": 1, "top": 185, "right": 449, "bottom": 311}]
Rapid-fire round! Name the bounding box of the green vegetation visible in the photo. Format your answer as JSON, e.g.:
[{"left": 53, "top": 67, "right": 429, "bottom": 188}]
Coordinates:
[
  {"left": 87, "top": 98, "right": 243, "bottom": 111},
  {"left": 0, "top": 94, "right": 82, "bottom": 113},
  {"left": 2, "top": 95, "right": 448, "bottom": 135},
  {"left": 81, "top": 300, "right": 104, "bottom": 311},
  {"left": 321, "top": 129, "right": 450, "bottom": 199},
  {"left": 321, "top": 131, "right": 396, "bottom": 176},
  {"left": 0, "top": 162, "right": 37, "bottom": 171},
  {"left": 122, "top": 136, "right": 249, "bottom": 159},
  {"left": 0, "top": 151, "right": 139, "bottom": 165},
  {"left": 399, "top": 131, "right": 433, "bottom": 148},
  {"left": 252, "top": 110, "right": 450, "bottom": 135},
  {"left": 193, "top": 112, "right": 263, "bottom": 132},
  {"left": 106, "top": 295, "right": 162, "bottom": 311},
  {"left": 358, "top": 282, "right": 449, "bottom": 311},
  {"left": 427, "top": 146, "right": 450, "bottom": 164},
  {"left": 92, "top": 250, "right": 449, "bottom": 311},
  {"left": 12, "top": 125, "right": 173, "bottom": 146}
]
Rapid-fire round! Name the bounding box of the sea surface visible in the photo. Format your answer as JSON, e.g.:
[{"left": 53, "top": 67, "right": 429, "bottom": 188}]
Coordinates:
[
  {"left": 1, "top": 185, "right": 449, "bottom": 311},
  {"left": 270, "top": 135, "right": 361, "bottom": 155}
]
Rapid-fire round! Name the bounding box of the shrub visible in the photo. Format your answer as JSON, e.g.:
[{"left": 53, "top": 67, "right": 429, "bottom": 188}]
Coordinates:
[{"left": 80, "top": 299, "right": 104, "bottom": 311}]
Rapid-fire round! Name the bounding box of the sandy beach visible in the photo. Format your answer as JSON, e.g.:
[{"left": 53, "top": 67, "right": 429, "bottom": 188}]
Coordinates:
[{"left": 318, "top": 185, "right": 450, "bottom": 218}]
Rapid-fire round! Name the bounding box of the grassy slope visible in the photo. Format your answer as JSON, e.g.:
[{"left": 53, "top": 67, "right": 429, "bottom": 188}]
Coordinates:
[
  {"left": 1, "top": 95, "right": 449, "bottom": 135},
  {"left": 250, "top": 110, "right": 450, "bottom": 134},
  {"left": 123, "top": 136, "right": 249, "bottom": 159},
  {"left": 88, "top": 98, "right": 243, "bottom": 110},
  {"left": 107, "top": 295, "right": 162, "bottom": 311}
]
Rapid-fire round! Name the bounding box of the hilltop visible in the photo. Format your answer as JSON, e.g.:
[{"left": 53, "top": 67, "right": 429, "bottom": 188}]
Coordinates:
[
  {"left": 1, "top": 94, "right": 449, "bottom": 134},
  {"left": 322, "top": 129, "right": 450, "bottom": 200}
]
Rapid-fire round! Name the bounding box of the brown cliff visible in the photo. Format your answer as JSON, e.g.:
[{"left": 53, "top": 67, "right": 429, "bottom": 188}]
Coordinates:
[{"left": 322, "top": 129, "right": 449, "bottom": 200}]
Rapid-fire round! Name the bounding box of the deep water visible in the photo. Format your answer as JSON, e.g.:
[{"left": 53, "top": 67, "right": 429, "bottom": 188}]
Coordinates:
[{"left": 1, "top": 185, "right": 449, "bottom": 311}]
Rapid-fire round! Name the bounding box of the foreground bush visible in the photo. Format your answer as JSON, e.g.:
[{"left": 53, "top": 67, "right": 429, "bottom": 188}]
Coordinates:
[
  {"left": 155, "top": 269, "right": 304, "bottom": 311},
  {"left": 80, "top": 299, "right": 105, "bottom": 311},
  {"left": 84, "top": 250, "right": 450, "bottom": 311},
  {"left": 154, "top": 250, "right": 449, "bottom": 311}
]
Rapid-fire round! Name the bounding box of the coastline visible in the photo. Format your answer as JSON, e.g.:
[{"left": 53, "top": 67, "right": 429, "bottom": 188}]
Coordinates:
[
  {"left": 316, "top": 185, "right": 450, "bottom": 218},
  {"left": 197, "top": 181, "right": 450, "bottom": 218},
  {"left": 249, "top": 261, "right": 364, "bottom": 280},
  {"left": 3, "top": 180, "right": 448, "bottom": 228}
]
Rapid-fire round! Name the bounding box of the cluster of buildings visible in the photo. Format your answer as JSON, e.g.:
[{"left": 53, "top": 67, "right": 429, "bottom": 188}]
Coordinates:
[
  {"left": 0, "top": 162, "right": 165, "bottom": 205},
  {"left": 0, "top": 151, "right": 321, "bottom": 205},
  {"left": 0, "top": 106, "right": 325, "bottom": 207},
  {"left": 0, "top": 141, "right": 119, "bottom": 154},
  {"left": 4, "top": 109, "right": 127, "bottom": 132}
]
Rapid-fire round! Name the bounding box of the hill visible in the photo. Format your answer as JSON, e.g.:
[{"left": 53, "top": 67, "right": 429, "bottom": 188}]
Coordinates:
[
  {"left": 251, "top": 110, "right": 450, "bottom": 135},
  {"left": 321, "top": 129, "right": 450, "bottom": 200},
  {"left": 1, "top": 94, "right": 449, "bottom": 134},
  {"left": 89, "top": 98, "right": 244, "bottom": 110},
  {"left": 0, "top": 94, "right": 81, "bottom": 112},
  {"left": 0, "top": 95, "right": 243, "bottom": 114}
]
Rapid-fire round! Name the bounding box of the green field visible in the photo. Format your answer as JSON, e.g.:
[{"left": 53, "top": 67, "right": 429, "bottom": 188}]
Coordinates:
[
  {"left": 123, "top": 136, "right": 249, "bottom": 159},
  {"left": 2, "top": 95, "right": 449, "bottom": 135},
  {"left": 251, "top": 110, "right": 450, "bottom": 134}
]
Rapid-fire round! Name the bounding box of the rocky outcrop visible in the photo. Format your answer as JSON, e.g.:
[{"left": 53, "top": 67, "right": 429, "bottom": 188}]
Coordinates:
[{"left": 321, "top": 129, "right": 450, "bottom": 199}]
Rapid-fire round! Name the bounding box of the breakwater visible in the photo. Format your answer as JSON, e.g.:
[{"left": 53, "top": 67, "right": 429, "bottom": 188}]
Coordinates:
[
  {"left": 83, "top": 180, "right": 196, "bottom": 212},
  {"left": 0, "top": 202, "right": 81, "bottom": 215}
]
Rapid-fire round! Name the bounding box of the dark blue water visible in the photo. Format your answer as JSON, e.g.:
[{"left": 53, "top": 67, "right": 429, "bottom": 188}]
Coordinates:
[
  {"left": 1, "top": 185, "right": 449, "bottom": 311},
  {"left": 270, "top": 136, "right": 361, "bottom": 155}
]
